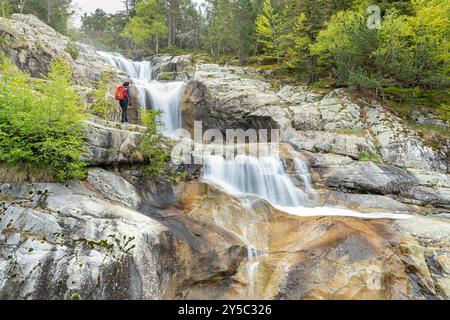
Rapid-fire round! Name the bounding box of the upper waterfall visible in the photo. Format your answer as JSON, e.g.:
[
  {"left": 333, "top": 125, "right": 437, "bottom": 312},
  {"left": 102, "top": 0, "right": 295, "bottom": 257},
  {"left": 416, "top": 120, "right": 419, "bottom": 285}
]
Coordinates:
[
  {"left": 97, "top": 51, "right": 154, "bottom": 81},
  {"left": 97, "top": 51, "right": 184, "bottom": 135}
]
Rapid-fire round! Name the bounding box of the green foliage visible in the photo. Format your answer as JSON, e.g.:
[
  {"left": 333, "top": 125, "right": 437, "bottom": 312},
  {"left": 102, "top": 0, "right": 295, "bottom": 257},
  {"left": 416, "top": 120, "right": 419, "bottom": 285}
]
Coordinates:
[
  {"left": 384, "top": 87, "right": 450, "bottom": 118},
  {"left": 158, "top": 72, "right": 172, "bottom": 81},
  {"left": 123, "top": 0, "right": 168, "bottom": 54},
  {"left": 8, "top": 0, "right": 72, "bottom": 34},
  {"left": 139, "top": 110, "right": 169, "bottom": 178},
  {"left": 312, "top": 0, "right": 449, "bottom": 89},
  {"left": 310, "top": 80, "right": 331, "bottom": 89},
  {"left": 64, "top": 40, "right": 79, "bottom": 60},
  {"left": 1, "top": 0, "right": 12, "bottom": 17},
  {"left": 90, "top": 71, "right": 116, "bottom": 119},
  {"left": 359, "top": 151, "right": 383, "bottom": 163},
  {"left": 438, "top": 104, "right": 450, "bottom": 122},
  {"left": 202, "top": 0, "right": 257, "bottom": 60},
  {"left": 255, "top": 0, "right": 280, "bottom": 57},
  {"left": 79, "top": 9, "right": 130, "bottom": 52},
  {"left": 0, "top": 54, "right": 87, "bottom": 181},
  {"left": 348, "top": 69, "right": 385, "bottom": 93}
]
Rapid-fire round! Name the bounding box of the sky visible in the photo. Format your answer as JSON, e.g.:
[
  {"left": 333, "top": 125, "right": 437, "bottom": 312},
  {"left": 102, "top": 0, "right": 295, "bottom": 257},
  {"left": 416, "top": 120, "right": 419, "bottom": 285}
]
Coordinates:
[
  {"left": 71, "top": 0, "right": 124, "bottom": 27},
  {"left": 71, "top": 0, "right": 204, "bottom": 27}
]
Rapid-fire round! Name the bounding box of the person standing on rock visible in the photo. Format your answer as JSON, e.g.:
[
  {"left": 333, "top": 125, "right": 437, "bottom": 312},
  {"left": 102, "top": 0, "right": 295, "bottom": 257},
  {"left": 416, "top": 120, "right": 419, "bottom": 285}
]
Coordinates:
[{"left": 115, "top": 81, "right": 132, "bottom": 123}]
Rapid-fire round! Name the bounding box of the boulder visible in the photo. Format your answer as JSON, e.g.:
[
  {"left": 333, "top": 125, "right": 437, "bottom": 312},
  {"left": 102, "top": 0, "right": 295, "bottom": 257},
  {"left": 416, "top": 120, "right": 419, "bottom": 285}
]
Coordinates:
[
  {"left": 0, "top": 14, "right": 124, "bottom": 86},
  {"left": 82, "top": 117, "right": 146, "bottom": 165}
]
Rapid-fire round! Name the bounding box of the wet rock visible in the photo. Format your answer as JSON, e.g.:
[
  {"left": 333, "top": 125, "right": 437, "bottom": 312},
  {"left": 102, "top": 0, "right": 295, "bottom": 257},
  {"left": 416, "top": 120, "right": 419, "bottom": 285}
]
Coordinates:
[
  {"left": 321, "top": 191, "right": 414, "bottom": 213},
  {"left": 0, "top": 174, "right": 246, "bottom": 300},
  {"left": 283, "top": 128, "right": 377, "bottom": 159}
]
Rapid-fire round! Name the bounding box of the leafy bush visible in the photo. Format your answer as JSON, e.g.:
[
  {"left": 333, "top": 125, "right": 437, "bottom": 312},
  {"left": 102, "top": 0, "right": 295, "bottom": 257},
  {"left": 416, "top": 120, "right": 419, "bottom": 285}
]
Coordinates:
[
  {"left": 158, "top": 72, "right": 172, "bottom": 81},
  {"left": 348, "top": 69, "right": 385, "bottom": 93},
  {"left": 65, "top": 40, "right": 80, "bottom": 60},
  {"left": 0, "top": 54, "right": 87, "bottom": 181},
  {"left": 90, "top": 71, "right": 116, "bottom": 119},
  {"left": 139, "top": 110, "right": 168, "bottom": 178},
  {"left": 312, "top": 0, "right": 449, "bottom": 89},
  {"left": 310, "top": 80, "right": 331, "bottom": 89},
  {"left": 438, "top": 104, "right": 450, "bottom": 122}
]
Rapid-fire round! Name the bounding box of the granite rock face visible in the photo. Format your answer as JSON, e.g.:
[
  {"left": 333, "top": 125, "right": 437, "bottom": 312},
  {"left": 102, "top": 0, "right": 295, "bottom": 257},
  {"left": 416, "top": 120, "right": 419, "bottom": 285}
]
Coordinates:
[
  {"left": 183, "top": 65, "right": 448, "bottom": 173},
  {"left": 0, "top": 170, "right": 246, "bottom": 300},
  {"left": 0, "top": 14, "right": 126, "bottom": 86}
]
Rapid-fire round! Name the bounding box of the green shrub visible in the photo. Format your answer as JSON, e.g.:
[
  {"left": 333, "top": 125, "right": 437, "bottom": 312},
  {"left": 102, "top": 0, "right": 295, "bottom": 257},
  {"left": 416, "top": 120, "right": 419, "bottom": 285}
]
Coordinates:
[
  {"left": 71, "top": 294, "right": 81, "bottom": 300},
  {"left": 139, "top": 110, "right": 168, "bottom": 178},
  {"left": 90, "top": 71, "right": 116, "bottom": 119},
  {"left": 158, "top": 72, "right": 172, "bottom": 81},
  {"left": 0, "top": 54, "right": 87, "bottom": 181},
  {"left": 310, "top": 80, "right": 331, "bottom": 89},
  {"left": 359, "top": 151, "right": 383, "bottom": 164},
  {"left": 65, "top": 40, "right": 80, "bottom": 60},
  {"left": 438, "top": 104, "right": 450, "bottom": 122},
  {"left": 348, "top": 69, "right": 385, "bottom": 93}
]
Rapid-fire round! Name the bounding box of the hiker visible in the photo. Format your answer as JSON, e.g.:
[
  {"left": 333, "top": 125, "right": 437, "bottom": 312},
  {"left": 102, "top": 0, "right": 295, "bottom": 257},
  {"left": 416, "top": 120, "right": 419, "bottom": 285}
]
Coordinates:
[{"left": 115, "top": 81, "right": 132, "bottom": 123}]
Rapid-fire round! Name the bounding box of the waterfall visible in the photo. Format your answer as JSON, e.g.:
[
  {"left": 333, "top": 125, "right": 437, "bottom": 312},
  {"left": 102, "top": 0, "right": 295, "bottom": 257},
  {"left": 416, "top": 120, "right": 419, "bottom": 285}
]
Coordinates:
[
  {"left": 97, "top": 51, "right": 184, "bottom": 135},
  {"left": 97, "top": 51, "right": 153, "bottom": 81},
  {"left": 133, "top": 80, "right": 184, "bottom": 134},
  {"left": 202, "top": 153, "right": 411, "bottom": 220},
  {"left": 203, "top": 155, "right": 307, "bottom": 207}
]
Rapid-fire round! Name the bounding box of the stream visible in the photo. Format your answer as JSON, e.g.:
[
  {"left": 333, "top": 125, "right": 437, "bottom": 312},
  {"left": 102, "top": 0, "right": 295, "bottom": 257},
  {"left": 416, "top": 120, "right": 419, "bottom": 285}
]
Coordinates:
[{"left": 98, "top": 52, "right": 412, "bottom": 297}]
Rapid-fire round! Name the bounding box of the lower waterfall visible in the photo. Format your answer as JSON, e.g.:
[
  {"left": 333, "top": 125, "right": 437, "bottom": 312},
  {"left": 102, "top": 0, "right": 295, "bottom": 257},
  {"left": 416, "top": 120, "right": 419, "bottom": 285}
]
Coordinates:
[{"left": 202, "top": 154, "right": 411, "bottom": 220}]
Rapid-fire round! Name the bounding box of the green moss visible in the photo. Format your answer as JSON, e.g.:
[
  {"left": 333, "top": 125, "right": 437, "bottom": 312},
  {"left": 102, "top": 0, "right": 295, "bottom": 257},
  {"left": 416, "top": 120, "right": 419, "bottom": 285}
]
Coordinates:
[
  {"left": 359, "top": 151, "right": 383, "bottom": 164},
  {"left": 158, "top": 72, "right": 172, "bottom": 81},
  {"left": 438, "top": 104, "right": 450, "bottom": 122}
]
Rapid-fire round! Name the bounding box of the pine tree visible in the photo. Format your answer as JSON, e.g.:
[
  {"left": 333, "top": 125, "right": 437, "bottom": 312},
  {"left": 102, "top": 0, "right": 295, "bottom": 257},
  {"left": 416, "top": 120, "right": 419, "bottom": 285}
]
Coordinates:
[{"left": 255, "top": 0, "right": 281, "bottom": 64}]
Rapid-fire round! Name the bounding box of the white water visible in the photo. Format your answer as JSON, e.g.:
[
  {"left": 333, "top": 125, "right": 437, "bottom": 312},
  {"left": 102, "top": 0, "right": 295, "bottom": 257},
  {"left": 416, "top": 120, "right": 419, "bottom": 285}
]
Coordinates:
[
  {"left": 97, "top": 51, "right": 184, "bottom": 135},
  {"left": 203, "top": 155, "right": 307, "bottom": 207},
  {"left": 203, "top": 154, "right": 411, "bottom": 220}
]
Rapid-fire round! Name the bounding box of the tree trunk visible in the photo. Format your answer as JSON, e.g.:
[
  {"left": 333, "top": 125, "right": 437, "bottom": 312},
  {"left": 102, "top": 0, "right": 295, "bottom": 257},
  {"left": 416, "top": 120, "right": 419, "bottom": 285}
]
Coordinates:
[
  {"left": 47, "top": 0, "right": 52, "bottom": 23},
  {"left": 156, "top": 37, "right": 159, "bottom": 54},
  {"left": 308, "top": 55, "right": 318, "bottom": 84}
]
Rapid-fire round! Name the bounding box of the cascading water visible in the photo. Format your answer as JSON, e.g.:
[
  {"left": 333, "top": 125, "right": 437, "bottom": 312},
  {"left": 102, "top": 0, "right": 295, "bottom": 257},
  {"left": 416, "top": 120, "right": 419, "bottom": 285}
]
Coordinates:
[
  {"left": 202, "top": 153, "right": 411, "bottom": 220},
  {"left": 203, "top": 155, "right": 307, "bottom": 207},
  {"left": 202, "top": 150, "right": 410, "bottom": 297},
  {"left": 97, "top": 51, "right": 184, "bottom": 135},
  {"left": 133, "top": 80, "right": 184, "bottom": 134},
  {"left": 99, "top": 50, "right": 410, "bottom": 298},
  {"left": 97, "top": 51, "right": 153, "bottom": 81}
]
